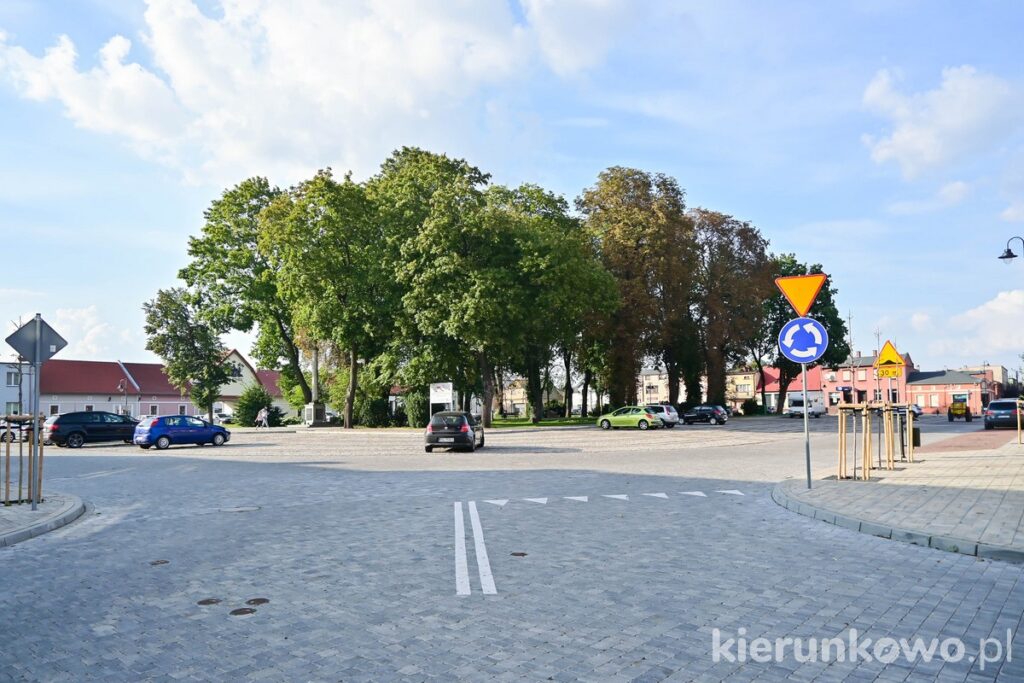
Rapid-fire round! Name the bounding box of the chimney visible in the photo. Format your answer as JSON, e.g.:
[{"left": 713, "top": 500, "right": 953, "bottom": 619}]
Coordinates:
[{"left": 854, "top": 351, "right": 861, "bottom": 359}]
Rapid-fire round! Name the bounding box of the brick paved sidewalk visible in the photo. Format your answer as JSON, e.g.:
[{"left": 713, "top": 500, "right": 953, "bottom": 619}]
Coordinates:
[
  {"left": 0, "top": 492, "right": 85, "bottom": 546},
  {"left": 774, "top": 435, "right": 1024, "bottom": 561}
]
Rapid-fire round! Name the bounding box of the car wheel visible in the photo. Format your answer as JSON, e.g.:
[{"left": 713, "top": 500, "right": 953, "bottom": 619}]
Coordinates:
[
  {"left": 985, "top": 423, "right": 993, "bottom": 430},
  {"left": 212, "top": 433, "right": 226, "bottom": 447},
  {"left": 665, "top": 423, "right": 675, "bottom": 429},
  {"left": 966, "top": 415, "right": 972, "bottom": 422},
  {"left": 947, "top": 414, "right": 953, "bottom": 422},
  {"left": 638, "top": 420, "right": 649, "bottom": 430},
  {"left": 424, "top": 446, "right": 432, "bottom": 453},
  {"left": 683, "top": 420, "right": 691, "bottom": 425},
  {"left": 478, "top": 435, "right": 485, "bottom": 448},
  {"left": 466, "top": 441, "right": 476, "bottom": 453},
  {"left": 123, "top": 439, "right": 132, "bottom": 444},
  {"left": 709, "top": 417, "right": 718, "bottom": 425},
  {"left": 155, "top": 436, "right": 171, "bottom": 450},
  {"left": 600, "top": 420, "right": 611, "bottom": 430},
  {"left": 66, "top": 432, "right": 85, "bottom": 449}
]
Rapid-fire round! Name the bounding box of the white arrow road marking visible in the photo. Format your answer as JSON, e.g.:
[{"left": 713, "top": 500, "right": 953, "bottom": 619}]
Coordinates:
[
  {"left": 564, "top": 496, "right": 589, "bottom": 502},
  {"left": 680, "top": 491, "right": 707, "bottom": 497},
  {"left": 716, "top": 490, "right": 745, "bottom": 496},
  {"left": 642, "top": 493, "right": 669, "bottom": 499},
  {"left": 453, "top": 502, "right": 470, "bottom": 596},
  {"left": 603, "top": 494, "right": 629, "bottom": 501},
  {"left": 467, "top": 502, "right": 497, "bottom": 595},
  {"left": 484, "top": 499, "right": 509, "bottom": 507},
  {"left": 523, "top": 498, "right": 548, "bottom": 504}
]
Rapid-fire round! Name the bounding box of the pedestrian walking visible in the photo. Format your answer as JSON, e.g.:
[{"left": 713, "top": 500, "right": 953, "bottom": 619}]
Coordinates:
[{"left": 255, "top": 407, "right": 269, "bottom": 429}]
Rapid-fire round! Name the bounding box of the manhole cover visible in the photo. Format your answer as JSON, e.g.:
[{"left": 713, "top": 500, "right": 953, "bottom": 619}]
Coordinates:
[
  {"left": 510, "top": 552, "right": 528, "bottom": 557},
  {"left": 218, "top": 506, "right": 261, "bottom": 513},
  {"left": 246, "top": 598, "right": 269, "bottom": 606},
  {"left": 149, "top": 560, "right": 169, "bottom": 566},
  {"left": 230, "top": 608, "right": 257, "bottom": 616},
  {"left": 197, "top": 598, "right": 221, "bottom": 606}
]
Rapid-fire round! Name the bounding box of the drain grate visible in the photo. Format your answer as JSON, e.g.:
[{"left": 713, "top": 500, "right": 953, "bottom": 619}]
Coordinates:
[
  {"left": 246, "top": 598, "right": 269, "bottom": 606},
  {"left": 197, "top": 598, "right": 221, "bottom": 606},
  {"left": 149, "top": 560, "right": 169, "bottom": 566},
  {"left": 230, "top": 608, "right": 257, "bottom": 616},
  {"left": 510, "top": 552, "right": 528, "bottom": 557},
  {"left": 218, "top": 506, "right": 261, "bottom": 513}
]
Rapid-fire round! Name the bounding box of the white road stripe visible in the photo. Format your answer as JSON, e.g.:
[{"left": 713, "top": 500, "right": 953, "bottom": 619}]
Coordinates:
[
  {"left": 453, "top": 502, "right": 471, "bottom": 596},
  {"left": 680, "top": 491, "right": 707, "bottom": 497},
  {"left": 467, "top": 501, "right": 497, "bottom": 595},
  {"left": 716, "top": 490, "right": 745, "bottom": 496},
  {"left": 564, "top": 496, "right": 588, "bottom": 502},
  {"left": 484, "top": 499, "right": 509, "bottom": 507},
  {"left": 523, "top": 497, "right": 548, "bottom": 504},
  {"left": 603, "top": 494, "right": 629, "bottom": 501},
  {"left": 77, "top": 467, "right": 135, "bottom": 479},
  {"left": 642, "top": 493, "right": 668, "bottom": 499}
]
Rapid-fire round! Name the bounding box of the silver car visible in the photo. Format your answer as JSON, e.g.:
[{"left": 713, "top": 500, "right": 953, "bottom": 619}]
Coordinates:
[{"left": 644, "top": 404, "right": 679, "bottom": 428}]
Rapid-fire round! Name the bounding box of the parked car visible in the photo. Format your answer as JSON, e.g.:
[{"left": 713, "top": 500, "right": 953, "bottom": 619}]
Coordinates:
[
  {"left": 894, "top": 404, "right": 923, "bottom": 418},
  {"left": 596, "top": 406, "right": 663, "bottom": 430},
  {"left": 45, "top": 411, "right": 139, "bottom": 448},
  {"left": 213, "top": 411, "right": 234, "bottom": 425},
  {"left": 682, "top": 405, "right": 729, "bottom": 425},
  {"left": 785, "top": 395, "right": 827, "bottom": 418},
  {"left": 424, "top": 411, "right": 484, "bottom": 452},
  {"left": 984, "top": 399, "right": 1022, "bottom": 430},
  {"left": 644, "top": 404, "right": 679, "bottom": 428},
  {"left": 134, "top": 415, "right": 230, "bottom": 450}
]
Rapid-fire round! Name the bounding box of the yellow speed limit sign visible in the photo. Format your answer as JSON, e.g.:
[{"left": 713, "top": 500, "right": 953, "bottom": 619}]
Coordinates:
[{"left": 877, "top": 366, "right": 902, "bottom": 378}]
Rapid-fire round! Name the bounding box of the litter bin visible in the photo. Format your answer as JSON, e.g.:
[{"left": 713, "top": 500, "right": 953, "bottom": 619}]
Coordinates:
[{"left": 912, "top": 426, "right": 921, "bottom": 448}]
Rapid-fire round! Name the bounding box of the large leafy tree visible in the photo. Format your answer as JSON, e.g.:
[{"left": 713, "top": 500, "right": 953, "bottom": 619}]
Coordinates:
[
  {"left": 178, "top": 177, "right": 313, "bottom": 404},
  {"left": 259, "top": 169, "right": 386, "bottom": 428},
  {"left": 143, "top": 288, "right": 231, "bottom": 422},
  {"left": 690, "top": 209, "right": 773, "bottom": 406}
]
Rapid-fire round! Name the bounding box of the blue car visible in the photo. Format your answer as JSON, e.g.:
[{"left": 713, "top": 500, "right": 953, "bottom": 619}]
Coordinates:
[{"left": 134, "top": 415, "right": 231, "bottom": 450}]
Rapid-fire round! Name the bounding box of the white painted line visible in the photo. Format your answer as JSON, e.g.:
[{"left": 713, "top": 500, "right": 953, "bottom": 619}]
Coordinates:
[
  {"left": 603, "top": 494, "right": 629, "bottom": 501},
  {"left": 467, "top": 501, "right": 497, "bottom": 595},
  {"left": 484, "top": 499, "right": 509, "bottom": 507},
  {"left": 642, "top": 493, "right": 668, "bottom": 499},
  {"left": 716, "top": 490, "right": 745, "bottom": 496},
  {"left": 453, "top": 502, "right": 471, "bottom": 596},
  {"left": 680, "top": 491, "right": 707, "bottom": 497},
  {"left": 523, "top": 497, "right": 548, "bottom": 504},
  {"left": 78, "top": 467, "right": 136, "bottom": 479},
  {"left": 564, "top": 496, "right": 589, "bottom": 502}
]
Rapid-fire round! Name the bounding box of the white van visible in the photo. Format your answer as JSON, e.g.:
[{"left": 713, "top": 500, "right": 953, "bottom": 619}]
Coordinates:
[{"left": 786, "top": 395, "right": 826, "bottom": 418}]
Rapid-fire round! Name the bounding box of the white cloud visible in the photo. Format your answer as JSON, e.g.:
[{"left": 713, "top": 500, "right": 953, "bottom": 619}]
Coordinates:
[
  {"left": 888, "top": 180, "right": 971, "bottom": 215},
  {"left": 927, "top": 290, "right": 1024, "bottom": 359},
  {"left": 0, "top": 0, "right": 635, "bottom": 186},
  {"left": 1001, "top": 203, "right": 1024, "bottom": 222},
  {"left": 53, "top": 305, "right": 113, "bottom": 360},
  {"left": 910, "top": 312, "right": 931, "bottom": 332},
  {"left": 862, "top": 66, "right": 1023, "bottom": 179}
]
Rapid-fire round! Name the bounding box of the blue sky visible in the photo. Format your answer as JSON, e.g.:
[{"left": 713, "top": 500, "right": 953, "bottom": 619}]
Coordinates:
[{"left": 1, "top": 1, "right": 1023, "bottom": 375}]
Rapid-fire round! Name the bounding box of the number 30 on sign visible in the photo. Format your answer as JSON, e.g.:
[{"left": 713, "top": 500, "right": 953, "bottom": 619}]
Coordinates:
[{"left": 877, "top": 366, "right": 902, "bottom": 378}]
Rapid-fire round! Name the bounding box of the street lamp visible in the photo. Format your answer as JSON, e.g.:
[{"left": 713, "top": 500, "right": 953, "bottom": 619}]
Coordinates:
[{"left": 998, "top": 236, "right": 1024, "bottom": 263}]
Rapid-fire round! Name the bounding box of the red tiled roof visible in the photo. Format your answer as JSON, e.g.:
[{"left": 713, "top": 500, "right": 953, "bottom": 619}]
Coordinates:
[
  {"left": 122, "top": 362, "right": 185, "bottom": 396},
  {"left": 256, "top": 370, "right": 283, "bottom": 398},
  {"left": 41, "top": 360, "right": 140, "bottom": 395}
]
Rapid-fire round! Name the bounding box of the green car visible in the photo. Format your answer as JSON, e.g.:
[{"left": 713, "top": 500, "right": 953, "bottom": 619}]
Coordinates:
[{"left": 596, "top": 406, "right": 663, "bottom": 430}]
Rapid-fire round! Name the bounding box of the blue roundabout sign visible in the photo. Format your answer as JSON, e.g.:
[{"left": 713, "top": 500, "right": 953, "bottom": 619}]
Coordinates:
[{"left": 778, "top": 317, "right": 829, "bottom": 365}]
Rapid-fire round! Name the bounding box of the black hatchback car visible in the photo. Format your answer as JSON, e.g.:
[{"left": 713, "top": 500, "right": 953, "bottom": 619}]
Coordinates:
[
  {"left": 45, "top": 411, "right": 139, "bottom": 448},
  {"left": 425, "top": 411, "right": 485, "bottom": 452},
  {"left": 682, "top": 405, "right": 729, "bottom": 425},
  {"left": 984, "top": 399, "right": 1022, "bottom": 430}
]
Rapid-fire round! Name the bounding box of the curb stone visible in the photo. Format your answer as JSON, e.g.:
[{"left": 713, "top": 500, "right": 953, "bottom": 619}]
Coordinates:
[
  {"left": 771, "top": 480, "right": 1024, "bottom": 564},
  {"left": 0, "top": 494, "right": 86, "bottom": 547}
]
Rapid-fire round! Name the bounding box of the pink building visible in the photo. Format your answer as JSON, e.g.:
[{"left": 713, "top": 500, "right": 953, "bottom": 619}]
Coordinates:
[
  {"left": 758, "top": 366, "right": 824, "bottom": 413},
  {"left": 819, "top": 352, "right": 915, "bottom": 413}
]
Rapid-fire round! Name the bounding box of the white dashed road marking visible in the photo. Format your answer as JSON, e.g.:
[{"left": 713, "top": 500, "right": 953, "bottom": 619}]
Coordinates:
[
  {"left": 453, "top": 502, "right": 470, "bottom": 596},
  {"left": 523, "top": 498, "right": 548, "bottom": 504},
  {"left": 680, "top": 491, "right": 707, "bottom": 497},
  {"left": 467, "top": 501, "right": 497, "bottom": 595},
  {"left": 642, "top": 493, "right": 668, "bottom": 499},
  {"left": 716, "top": 490, "right": 745, "bottom": 496},
  {"left": 484, "top": 499, "right": 509, "bottom": 507},
  {"left": 603, "top": 494, "right": 629, "bottom": 501},
  {"left": 564, "top": 496, "right": 589, "bottom": 502}
]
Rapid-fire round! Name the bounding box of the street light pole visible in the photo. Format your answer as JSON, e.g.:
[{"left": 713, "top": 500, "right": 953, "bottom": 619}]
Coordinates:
[{"left": 997, "top": 236, "right": 1024, "bottom": 263}]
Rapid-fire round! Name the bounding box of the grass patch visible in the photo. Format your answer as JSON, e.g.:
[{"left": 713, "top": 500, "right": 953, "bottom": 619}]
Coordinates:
[{"left": 489, "top": 416, "right": 594, "bottom": 428}]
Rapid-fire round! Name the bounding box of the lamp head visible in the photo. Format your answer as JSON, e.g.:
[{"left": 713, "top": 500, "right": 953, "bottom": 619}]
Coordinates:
[{"left": 999, "top": 247, "right": 1017, "bottom": 264}]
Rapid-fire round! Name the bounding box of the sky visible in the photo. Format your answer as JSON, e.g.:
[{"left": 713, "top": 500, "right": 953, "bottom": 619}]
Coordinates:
[{"left": 1, "top": 0, "right": 1023, "bottom": 375}]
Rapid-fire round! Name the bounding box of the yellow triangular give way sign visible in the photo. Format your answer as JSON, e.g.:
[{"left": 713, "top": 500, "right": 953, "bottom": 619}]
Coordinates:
[
  {"left": 775, "top": 273, "right": 827, "bottom": 317},
  {"left": 874, "top": 340, "right": 903, "bottom": 367}
]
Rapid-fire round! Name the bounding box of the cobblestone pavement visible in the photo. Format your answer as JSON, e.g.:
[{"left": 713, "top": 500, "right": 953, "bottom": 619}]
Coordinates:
[{"left": 3, "top": 423, "right": 1021, "bottom": 681}]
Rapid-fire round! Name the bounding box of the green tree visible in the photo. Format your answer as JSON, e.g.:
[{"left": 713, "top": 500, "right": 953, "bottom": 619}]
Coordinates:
[
  {"left": 143, "top": 288, "right": 231, "bottom": 422},
  {"left": 235, "top": 383, "right": 278, "bottom": 427},
  {"left": 259, "top": 169, "right": 386, "bottom": 428},
  {"left": 178, "top": 177, "right": 313, "bottom": 404}
]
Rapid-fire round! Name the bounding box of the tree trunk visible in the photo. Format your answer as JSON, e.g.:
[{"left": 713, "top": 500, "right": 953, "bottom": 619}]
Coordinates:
[
  {"left": 273, "top": 313, "right": 312, "bottom": 404},
  {"left": 526, "top": 352, "right": 543, "bottom": 423},
  {"left": 665, "top": 355, "right": 681, "bottom": 407},
  {"left": 683, "top": 368, "right": 703, "bottom": 407},
  {"left": 495, "top": 366, "right": 505, "bottom": 417},
  {"left": 562, "top": 347, "right": 573, "bottom": 418},
  {"left": 344, "top": 348, "right": 357, "bottom": 429},
  {"left": 753, "top": 358, "right": 767, "bottom": 415},
  {"left": 776, "top": 364, "right": 798, "bottom": 415},
  {"left": 207, "top": 404, "right": 214, "bottom": 424},
  {"left": 581, "top": 368, "right": 592, "bottom": 419},
  {"left": 705, "top": 345, "right": 727, "bottom": 407},
  {"left": 478, "top": 351, "right": 494, "bottom": 427}
]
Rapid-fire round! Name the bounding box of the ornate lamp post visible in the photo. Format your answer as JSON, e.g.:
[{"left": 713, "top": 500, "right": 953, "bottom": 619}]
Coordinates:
[{"left": 997, "top": 236, "right": 1024, "bottom": 263}]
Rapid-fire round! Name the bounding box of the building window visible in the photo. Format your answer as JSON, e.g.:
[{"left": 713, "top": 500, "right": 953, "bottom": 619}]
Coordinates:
[
  {"left": 842, "top": 370, "right": 851, "bottom": 381},
  {"left": 5, "top": 371, "right": 18, "bottom": 386},
  {"left": 150, "top": 405, "right": 159, "bottom": 416},
  {"left": 829, "top": 392, "right": 841, "bottom": 405},
  {"left": 49, "top": 405, "right": 59, "bottom": 415},
  {"left": 5, "top": 402, "right": 19, "bottom": 415},
  {"left": 873, "top": 390, "right": 882, "bottom": 401},
  {"left": 178, "top": 405, "right": 187, "bottom": 415},
  {"left": 857, "top": 370, "right": 866, "bottom": 381},
  {"left": 84, "top": 405, "right": 93, "bottom": 412},
  {"left": 930, "top": 394, "right": 939, "bottom": 407},
  {"left": 915, "top": 394, "right": 924, "bottom": 405}
]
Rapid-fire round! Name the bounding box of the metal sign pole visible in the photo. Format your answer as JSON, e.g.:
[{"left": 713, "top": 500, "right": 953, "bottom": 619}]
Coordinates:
[
  {"left": 31, "top": 315, "right": 41, "bottom": 510},
  {"left": 802, "top": 362, "right": 812, "bottom": 489}
]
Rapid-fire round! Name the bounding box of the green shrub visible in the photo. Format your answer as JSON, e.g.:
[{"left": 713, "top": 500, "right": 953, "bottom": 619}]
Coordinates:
[
  {"left": 402, "top": 388, "right": 430, "bottom": 428},
  {"left": 281, "top": 415, "right": 302, "bottom": 426},
  {"left": 355, "top": 396, "right": 390, "bottom": 427},
  {"left": 390, "top": 408, "right": 408, "bottom": 427},
  {"left": 741, "top": 398, "right": 761, "bottom": 416},
  {"left": 236, "top": 384, "right": 274, "bottom": 427}
]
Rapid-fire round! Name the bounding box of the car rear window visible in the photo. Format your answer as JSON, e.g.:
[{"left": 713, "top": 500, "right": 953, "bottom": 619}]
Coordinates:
[
  {"left": 988, "top": 401, "right": 1017, "bottom": 410},
  {"left": 431, "top": 414, "right": 465, "bottom": 428}
]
